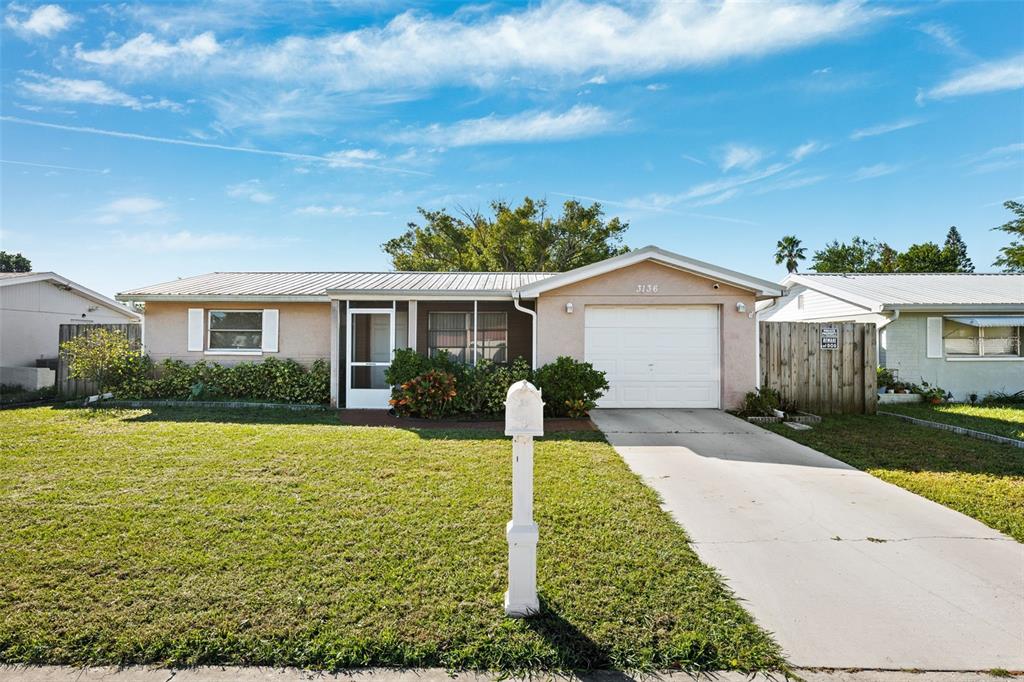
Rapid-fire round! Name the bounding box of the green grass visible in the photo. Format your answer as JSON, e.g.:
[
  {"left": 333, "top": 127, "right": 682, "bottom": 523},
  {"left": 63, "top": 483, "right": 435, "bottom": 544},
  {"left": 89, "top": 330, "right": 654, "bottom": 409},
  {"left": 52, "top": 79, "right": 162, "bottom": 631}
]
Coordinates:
[
  {"left": 764, "top": 415, "right": 1024, "bottom": 542},
  {"left": 881, "top": 402, "right": 1024, "bottom": 441},
  {"left": 0, "top": 406, "right": 784, "bottom": 673}
]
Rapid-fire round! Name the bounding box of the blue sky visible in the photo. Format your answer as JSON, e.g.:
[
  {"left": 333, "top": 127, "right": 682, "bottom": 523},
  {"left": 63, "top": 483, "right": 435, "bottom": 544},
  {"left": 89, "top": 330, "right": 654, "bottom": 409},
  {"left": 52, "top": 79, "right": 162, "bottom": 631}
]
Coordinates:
[{"left": 1, "top": 0, "right": 1022, "bottom": 297}]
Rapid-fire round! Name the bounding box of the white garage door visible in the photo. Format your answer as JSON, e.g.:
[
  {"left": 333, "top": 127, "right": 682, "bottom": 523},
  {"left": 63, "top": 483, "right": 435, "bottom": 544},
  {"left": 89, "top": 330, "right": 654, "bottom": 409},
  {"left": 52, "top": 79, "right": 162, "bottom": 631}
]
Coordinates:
[{"left": 585, "top": 305, "right": 720, "bottom": 408}]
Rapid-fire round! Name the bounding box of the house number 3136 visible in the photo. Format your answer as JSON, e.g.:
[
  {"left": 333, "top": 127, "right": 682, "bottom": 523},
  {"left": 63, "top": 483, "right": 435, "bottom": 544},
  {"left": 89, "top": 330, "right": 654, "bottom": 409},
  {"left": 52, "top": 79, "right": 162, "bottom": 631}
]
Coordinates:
[{"left": 636, "top": 283, "right": 659, "bottom": 294}]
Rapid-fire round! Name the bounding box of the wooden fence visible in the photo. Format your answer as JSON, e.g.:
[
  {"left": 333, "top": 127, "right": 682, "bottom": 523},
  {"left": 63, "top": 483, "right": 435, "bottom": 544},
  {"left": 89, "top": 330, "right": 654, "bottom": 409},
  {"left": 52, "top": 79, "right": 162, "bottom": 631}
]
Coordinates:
[
  {"left": 56, "top": 323, "right": 142, "bottom": 397},
  {"left": 759, "top": 321, "right": 877, "bottom": 415}
]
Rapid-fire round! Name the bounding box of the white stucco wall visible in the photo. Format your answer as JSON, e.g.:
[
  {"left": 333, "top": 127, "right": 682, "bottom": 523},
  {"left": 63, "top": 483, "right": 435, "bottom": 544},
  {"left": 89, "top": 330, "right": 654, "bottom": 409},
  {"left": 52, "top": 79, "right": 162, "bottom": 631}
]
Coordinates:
[
  {"left": 0, "top": 280, "right": 138, "bottom": 367},
  {"left": 883, "top": 312, "right": 1024, "bottom": 401}
]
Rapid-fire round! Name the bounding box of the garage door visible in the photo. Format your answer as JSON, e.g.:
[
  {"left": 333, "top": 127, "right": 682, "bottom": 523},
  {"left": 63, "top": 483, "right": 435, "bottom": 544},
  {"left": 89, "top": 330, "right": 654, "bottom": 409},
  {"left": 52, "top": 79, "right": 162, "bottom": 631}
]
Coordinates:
[{"left": 584, "top": 305, "right": 720, "bottom": 408}]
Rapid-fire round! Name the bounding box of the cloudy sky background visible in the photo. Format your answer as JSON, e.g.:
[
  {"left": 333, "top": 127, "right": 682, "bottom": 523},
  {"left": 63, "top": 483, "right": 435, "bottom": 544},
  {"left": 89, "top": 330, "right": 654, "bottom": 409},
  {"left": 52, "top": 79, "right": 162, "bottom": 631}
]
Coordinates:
[{"left": 2, "top": 0, "right": 1022, "bottom": 296}]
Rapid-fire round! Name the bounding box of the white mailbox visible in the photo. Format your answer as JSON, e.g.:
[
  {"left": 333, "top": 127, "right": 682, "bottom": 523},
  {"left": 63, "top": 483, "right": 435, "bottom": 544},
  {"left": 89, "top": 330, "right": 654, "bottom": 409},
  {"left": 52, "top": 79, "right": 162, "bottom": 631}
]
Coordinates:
[
  {"left": 503, "top": 380, "right": 544, "bottom": 617},
  {"left": 505, "top": 380, "right": 544, "bottom": 437}
]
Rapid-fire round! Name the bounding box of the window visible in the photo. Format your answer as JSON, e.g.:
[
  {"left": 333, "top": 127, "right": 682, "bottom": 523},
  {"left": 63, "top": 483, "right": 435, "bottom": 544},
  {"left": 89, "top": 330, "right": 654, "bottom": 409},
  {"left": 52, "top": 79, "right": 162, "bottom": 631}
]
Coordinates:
[
  {"left": 208, "top": 310, "right": 262, "bottom": 351},
  {"left": 943, "top": 319, "right": 1022, "bottom": 357},
  {"left": 428, "top": 312, "right": 470, "bottom": 362},
  {"left": 476, "top": 311, "right": 508, "bottom": 363},
  {"left": 427, "top": 311, "right": 509, "bottom": 364}
]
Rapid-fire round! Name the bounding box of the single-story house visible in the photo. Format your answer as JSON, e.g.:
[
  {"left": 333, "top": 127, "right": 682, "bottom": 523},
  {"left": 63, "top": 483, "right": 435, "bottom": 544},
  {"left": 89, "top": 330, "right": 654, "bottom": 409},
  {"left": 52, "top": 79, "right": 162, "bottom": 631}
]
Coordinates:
[
  {"left": 0, "top": 271, "right": 143, "bottom": 389},
  {"left": 116, "top": 246, "right": 782, "bottom": 409},
  {"left": 762, "top": 272, "right": 1024, "bottom": 400}
]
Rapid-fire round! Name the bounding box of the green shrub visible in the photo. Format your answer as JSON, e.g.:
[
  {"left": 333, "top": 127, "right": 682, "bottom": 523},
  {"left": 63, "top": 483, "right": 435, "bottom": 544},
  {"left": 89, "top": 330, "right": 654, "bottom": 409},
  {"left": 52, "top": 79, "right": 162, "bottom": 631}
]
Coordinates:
[
  {"left": 114, "top": 356, "right": 329, "bottom": 404},
  {"left": 981, "top": 390, "right": 1024, "bottom": 405},
  {"left": 481, "top": 357, "right": 533, "bottom": 415},
  {"left": 532, "top": 356, "right": 609, "bottom": 417},
  {"left": 59, "top": 327, "right": 146, "bottom": 393},
  {"left": 384, "top": 348, "right": 434, "bottom": 387},
  {"left": 876, "top": 366, "right": 895, "bottom": 390},
  {"left": 389, "top": 369, "right": 457, "bottom": 418},
  {"left": 736, "top": 387, "right": 798, "bottom": 417}
]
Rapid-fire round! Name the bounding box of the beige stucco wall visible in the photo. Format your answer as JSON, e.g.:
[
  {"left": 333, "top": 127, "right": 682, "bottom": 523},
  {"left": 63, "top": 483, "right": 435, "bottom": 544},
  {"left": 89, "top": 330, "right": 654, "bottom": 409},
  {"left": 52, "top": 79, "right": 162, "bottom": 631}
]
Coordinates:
[
  {"left": 143, "top": 301, "right": 331, "bottom": 366},
  {"left": 535, "top": 260, "right": 758, "bottom": 409}
]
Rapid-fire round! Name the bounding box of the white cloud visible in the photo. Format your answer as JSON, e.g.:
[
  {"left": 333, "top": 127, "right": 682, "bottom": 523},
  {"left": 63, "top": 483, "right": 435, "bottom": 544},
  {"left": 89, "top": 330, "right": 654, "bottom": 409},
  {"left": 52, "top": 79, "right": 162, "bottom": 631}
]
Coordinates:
[
  {"left": 645, "top": 83, "right": 668, "bottom": 91},
  {"left": 392, "top": 105, "right": 616, "bottom": 147},
  {"left": 226, "top": 180, "right": 274, "bottom": 204},
  {"left": 917, "top": 22, "right": 967, "bottom": 57},
  {"left": 964, "top": 142, "right": 1024, "bottom": 175},
  {"left": 586, "top": 74, "right": 607, "bottom": 85},
  {"left": 789, "top": 140, "right": 824, "bottom": 161},
  {"left": 325, "top": 148, "right": 385, "bottom": 167},
  {"left": 719, "top": 144, "right": 764, "bottom": 171},
  {"left": 18, "top": 74, "right": 182, "bottom": 111},
  {"left": 111, "top": 230, "right": 276, "bottom": 252},
  {"left": 5, "top": 4, "right": 75, "bottom": 38},
  {"left": 850, "top": 118, "right": 923, "bottom": 140},
  {"left": 1, "top": 117, "right": 425, "bottom": 175},
  {"left": 95, "top": 196, "right": 168, "bottom": 224},
  {"left": 753, "top": 173, "right": 828, "bottom": 194},
  {"left": 295, "top": 204, "right": 387, "bottom": 217},
  {"left": 75, "top": 31, "right": 220, "bottom": 70},
  {"left": 850, "top": 163, "right": 901, "bottom": 181},
  {"left": 690, "top": 188, "right": 738, "bottom": 206},
  {"left": 919, "top": 53, "right": 1024, "bottom": 102},
  {"left": 73, "top": 1, "right": 890, "bottom": 90}
]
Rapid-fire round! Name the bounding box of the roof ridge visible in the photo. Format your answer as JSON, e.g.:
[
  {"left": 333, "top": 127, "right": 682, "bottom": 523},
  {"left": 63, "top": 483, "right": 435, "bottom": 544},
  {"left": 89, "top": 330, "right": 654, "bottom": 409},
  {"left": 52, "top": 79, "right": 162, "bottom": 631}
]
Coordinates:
[
  {"left": 205, "top": 270, "right": 557, "bottom": 275},
  {"left": 800, "top": 272, "right": 1015, "bottom": 276}
]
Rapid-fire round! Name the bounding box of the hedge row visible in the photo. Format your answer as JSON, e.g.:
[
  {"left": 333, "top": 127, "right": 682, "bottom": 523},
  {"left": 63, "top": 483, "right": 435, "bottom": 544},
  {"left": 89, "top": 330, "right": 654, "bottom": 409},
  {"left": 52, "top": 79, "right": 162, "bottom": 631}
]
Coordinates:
[{"left": 117, "top": 357, "right": 330, "bottom": 404}]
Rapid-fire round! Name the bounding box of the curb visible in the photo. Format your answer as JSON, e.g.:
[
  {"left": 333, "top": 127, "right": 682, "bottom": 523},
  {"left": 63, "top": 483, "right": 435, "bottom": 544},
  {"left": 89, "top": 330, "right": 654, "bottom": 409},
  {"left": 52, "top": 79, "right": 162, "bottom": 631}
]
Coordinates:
[{"left": 878, "top": 410, "right": 1024, "bottom": 449}]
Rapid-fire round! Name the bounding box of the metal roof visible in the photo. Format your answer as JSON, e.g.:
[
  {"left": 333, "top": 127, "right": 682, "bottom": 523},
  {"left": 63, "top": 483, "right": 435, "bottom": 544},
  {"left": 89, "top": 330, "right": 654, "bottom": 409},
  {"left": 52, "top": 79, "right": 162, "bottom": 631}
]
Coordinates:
[
  {"left": 787, "top": 273, "right": 1024, "bottom": 309},
  {"left": 118, "top": 271, "right": 557, "bottom": 300}
]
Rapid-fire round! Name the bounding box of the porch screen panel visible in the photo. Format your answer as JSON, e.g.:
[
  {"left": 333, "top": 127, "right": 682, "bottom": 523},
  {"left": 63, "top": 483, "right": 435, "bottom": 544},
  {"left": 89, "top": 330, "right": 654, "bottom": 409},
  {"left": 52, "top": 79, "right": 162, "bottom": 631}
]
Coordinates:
[{"left": 428, "top": 312, "right": 469, "bottom": 362}]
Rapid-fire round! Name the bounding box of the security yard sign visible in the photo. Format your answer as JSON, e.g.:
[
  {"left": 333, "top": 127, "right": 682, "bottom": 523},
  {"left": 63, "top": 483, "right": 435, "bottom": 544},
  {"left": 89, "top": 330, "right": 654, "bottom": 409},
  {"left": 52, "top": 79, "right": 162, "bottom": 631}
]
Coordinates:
[{"left": 820, "top": 325, "right": 839, "bottom": 350}]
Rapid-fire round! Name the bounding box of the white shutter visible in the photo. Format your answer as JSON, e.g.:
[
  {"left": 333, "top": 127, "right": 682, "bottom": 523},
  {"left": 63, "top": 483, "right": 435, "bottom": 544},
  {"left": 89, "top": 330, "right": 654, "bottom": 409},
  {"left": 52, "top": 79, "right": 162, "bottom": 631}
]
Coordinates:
[
  {"left": 187, "top": 309, "right": 204, "bottom": 352},
  {"left": 262, "top": 309, "right": 279, "bottom": 352},
  {"left": 926, "top": 317, "right": 943, "bottom": 358}
]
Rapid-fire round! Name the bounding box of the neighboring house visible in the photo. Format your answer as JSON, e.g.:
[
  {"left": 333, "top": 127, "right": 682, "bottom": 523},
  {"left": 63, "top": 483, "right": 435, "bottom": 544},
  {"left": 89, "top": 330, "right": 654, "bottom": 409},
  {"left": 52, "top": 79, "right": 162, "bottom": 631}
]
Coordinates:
[
  {"left": 763, "top": 272, "right": 1024, "bottom": 400},
  {"left": 0, "top": 272, "right": 142, "bottom": 389},
  {"left": 117, "top": 246, "right": 782, "bottom": 410}
]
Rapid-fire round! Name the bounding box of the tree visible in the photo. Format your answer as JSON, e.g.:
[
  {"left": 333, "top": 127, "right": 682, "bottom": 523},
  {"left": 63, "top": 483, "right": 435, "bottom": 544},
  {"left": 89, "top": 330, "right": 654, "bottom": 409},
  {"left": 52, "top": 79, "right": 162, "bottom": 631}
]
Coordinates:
[
  {"left": 993, "top": 200, "right": 1024, "bottom": 273},
  {"left": 774, "top": 235, "right": 806, "bottom": 273},
  {"left": 943, "top": 226, "right": 974, "bottom": 272},
  {"left": 0, "top": 251, "right": 31, "bottom": 272},
  {"left": 59, "top": 328, "right": 144, "bottom": 394},
  {"left": 896, "top": 242, "right": 953, "bottom": 272},
  {"left": 810, "top": 237, "right": 896, "bottom": 273},
  {"left": 382, "top": 197, "right": 630, "bottom": 272}
]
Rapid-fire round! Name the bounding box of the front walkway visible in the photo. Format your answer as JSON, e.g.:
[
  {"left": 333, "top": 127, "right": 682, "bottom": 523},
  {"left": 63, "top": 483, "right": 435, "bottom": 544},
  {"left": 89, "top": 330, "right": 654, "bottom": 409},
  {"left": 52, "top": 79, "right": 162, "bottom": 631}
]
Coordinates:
[{"left": 590, "top": 409, "right": 1024, "bottom": 671}]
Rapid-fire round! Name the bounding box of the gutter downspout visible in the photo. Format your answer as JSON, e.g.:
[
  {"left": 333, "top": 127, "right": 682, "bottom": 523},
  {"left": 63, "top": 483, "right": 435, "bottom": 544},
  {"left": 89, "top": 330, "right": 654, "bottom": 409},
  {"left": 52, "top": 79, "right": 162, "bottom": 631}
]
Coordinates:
[
  {"left": 513, "top": 292, "right": 538, "bottom": 369},
  {"left": 873, "top": 309, "right": 900, "bottom": 369}
]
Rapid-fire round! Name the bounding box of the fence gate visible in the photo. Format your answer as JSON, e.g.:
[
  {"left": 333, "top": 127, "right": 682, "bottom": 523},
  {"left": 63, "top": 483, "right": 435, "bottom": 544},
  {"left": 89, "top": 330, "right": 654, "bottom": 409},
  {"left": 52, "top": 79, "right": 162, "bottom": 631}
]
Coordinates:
[
  {"left": 56, "top": 323, "right": 142, "bottom": 397},
  {"left": 759, "top": 321, "right": 877, "bottom": 415}
]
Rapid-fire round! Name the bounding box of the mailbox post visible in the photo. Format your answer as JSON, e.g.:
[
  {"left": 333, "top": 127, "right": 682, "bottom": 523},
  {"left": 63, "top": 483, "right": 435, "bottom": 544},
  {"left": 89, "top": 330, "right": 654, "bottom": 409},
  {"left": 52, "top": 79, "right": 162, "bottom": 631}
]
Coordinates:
[{"left": 503, "top": 380, "right": 543, "bottom": 617}]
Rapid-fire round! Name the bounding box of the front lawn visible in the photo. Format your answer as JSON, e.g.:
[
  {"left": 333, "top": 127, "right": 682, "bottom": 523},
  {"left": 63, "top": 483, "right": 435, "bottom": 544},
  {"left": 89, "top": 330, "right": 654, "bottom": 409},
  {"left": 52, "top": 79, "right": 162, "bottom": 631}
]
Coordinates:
[
  {"left": 765, "top": 415, "right": 1024, "bottom": 542},
  {"left": 0, "top": 407, "right": 783, "bottom": 673},
  {"left": 881, "top": 402, "right": 1024, "bottom": 441}
]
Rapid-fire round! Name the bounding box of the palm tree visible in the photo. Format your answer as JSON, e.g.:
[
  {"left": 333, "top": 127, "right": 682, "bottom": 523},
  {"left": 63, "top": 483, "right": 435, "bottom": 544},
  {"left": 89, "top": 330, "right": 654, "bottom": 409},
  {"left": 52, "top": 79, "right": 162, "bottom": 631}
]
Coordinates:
[{"left": 774, "top": 235, "right": 806, "bottom": 273}]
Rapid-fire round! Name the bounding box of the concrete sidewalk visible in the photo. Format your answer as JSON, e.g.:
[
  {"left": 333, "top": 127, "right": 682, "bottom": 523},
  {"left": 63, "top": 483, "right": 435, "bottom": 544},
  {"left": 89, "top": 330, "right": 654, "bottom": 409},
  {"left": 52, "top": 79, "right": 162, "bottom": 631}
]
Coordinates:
[
  {"left": 590, "top": 409, "right": 1024, "bottom": 671},
  {"left": 0, "top": 667, "right": 1015, "bottom": 682}
]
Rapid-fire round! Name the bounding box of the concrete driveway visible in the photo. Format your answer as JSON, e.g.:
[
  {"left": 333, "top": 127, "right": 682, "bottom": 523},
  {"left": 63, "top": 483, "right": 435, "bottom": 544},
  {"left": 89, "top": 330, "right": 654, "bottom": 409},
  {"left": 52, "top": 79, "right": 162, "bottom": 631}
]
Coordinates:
[{"left": 590, "top": 409, "right": 1024, "bottom": 671}]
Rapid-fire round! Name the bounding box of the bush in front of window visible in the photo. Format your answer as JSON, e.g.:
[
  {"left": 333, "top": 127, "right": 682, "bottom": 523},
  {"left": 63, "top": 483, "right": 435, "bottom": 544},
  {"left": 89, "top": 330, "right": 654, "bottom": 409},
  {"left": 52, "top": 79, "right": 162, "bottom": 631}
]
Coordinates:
[
  {"left": 114, "top": 357, "right": 330, "bottom": 404},
  {"left": 389, "top": 369, "right": 458, "bottom": 419},
  {"left": 385, "top": 351, "right": 606, "bottom": 418}
]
